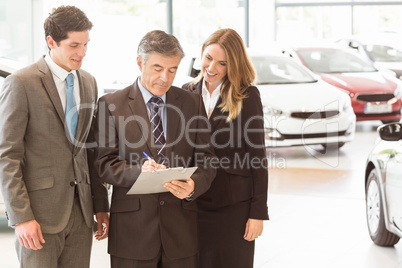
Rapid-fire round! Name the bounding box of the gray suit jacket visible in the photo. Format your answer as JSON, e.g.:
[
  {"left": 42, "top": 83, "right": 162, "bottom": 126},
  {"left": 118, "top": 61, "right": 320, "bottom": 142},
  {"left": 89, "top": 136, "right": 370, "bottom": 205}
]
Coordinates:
[{"left": 0, "top": 56, "right": 109, "bottom": 233}]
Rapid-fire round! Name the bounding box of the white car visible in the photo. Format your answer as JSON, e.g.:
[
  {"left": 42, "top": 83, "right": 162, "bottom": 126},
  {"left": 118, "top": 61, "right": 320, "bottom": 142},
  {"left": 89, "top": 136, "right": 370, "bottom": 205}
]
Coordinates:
[
  {"left": 186, "top": 54, "right": 356, "bottom": 149},
  {"left": 253, "top": 55, "right": 356, "bottom": 148},
  {"left": 365, "top": 122, "right": 402, "bottom": 246}
]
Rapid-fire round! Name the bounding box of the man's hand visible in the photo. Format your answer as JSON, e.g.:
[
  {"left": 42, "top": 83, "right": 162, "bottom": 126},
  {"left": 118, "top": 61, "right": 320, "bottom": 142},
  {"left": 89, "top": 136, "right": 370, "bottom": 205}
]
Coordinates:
[
  {"left": 141, "top": 159, "right": 166, "bottom": 172},
  {"left": 243, "top": 218, "right": 264, "bottom": 241},
  {"left": 163, "top": 178, "right": 195, "bottom": 199},
  {"left": 95, "top": 212, "right": 109, "bottom": 241},
  {"left": 15, "top": 219, "right": 45, "bottom": 250}
]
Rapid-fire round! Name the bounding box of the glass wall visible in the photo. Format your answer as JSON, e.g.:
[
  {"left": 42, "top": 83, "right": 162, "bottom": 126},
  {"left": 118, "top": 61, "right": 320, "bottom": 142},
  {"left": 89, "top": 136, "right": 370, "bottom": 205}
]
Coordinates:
[
  {"left": 172, "top": 0, "right": 246, "bottom": 52},
  {"left": 0, "top": 0, "right": 33, "bottom": 64},
  {"left": 353, "top": 5, "right": 402, "bottom": 34},
  {"left": 276, "top": 5, "right": 352, "bottom": 42},
  {"left": 275, "top": 1, "right": 402, "bottom": 42},
  {"left": 2, "top": 0, "right": 402, "bottom": 91}
]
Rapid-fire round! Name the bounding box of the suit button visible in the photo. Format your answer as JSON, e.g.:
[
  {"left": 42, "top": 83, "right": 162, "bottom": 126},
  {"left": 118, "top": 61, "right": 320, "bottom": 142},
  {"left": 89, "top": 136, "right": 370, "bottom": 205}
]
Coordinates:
[
  {"left": 160, "top": 201, "right": 165, "bottom": 205},
  {"left": 70, "top": 181, "right": 75, "bottom": 187}
]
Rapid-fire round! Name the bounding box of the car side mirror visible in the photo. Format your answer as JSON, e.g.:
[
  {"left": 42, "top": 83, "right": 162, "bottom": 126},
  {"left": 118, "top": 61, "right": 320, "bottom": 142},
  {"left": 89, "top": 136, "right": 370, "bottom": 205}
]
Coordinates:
[
  {"left": 349, "top": 41, "right": 359, "bottom": 50},
  {"left": 189, "top": 57, "right": 201, "bottom": 78},
  {"left": 378, "top": 123, "right": 402, "bottom": 141}
]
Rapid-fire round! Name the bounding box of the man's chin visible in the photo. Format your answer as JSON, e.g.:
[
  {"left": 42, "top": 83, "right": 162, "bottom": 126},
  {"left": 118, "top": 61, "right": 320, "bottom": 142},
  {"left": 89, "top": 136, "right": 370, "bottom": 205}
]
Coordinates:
[
  {"left": 70, "top": 62, "right": 83, "bottom": 70},
  {"left": 151, "top": 86, "right": 169, "bottom": 96}
]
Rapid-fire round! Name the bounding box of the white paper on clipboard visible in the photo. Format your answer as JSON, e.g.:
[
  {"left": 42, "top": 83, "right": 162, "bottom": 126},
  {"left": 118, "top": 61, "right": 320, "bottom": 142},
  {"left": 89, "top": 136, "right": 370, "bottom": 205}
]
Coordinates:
[{"left": 127, "top": 167, "right": 198, "bottom": 194}]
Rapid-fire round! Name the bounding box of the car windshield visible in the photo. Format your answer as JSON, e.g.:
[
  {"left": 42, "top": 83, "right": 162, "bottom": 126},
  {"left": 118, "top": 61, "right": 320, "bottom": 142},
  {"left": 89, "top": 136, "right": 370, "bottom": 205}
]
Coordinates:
[
  {"left": 251, "top": 56, "right": 316, "bottom": 84},
  {"left": 364, "top": 44, "right": 402, "bottom": 62},
  {"left": 297, "top": 48, "right": 377, "bottom": 73}
]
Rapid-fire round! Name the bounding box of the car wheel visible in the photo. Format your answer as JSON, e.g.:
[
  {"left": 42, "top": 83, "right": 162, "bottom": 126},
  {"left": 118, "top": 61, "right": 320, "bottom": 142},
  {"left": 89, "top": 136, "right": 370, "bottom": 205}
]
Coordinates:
[
  {"left": 321, "top": 142, "right": 345, "bottom": 150},
  {"left": 365, "top": 169, "right": 400, "bottom": 246}
]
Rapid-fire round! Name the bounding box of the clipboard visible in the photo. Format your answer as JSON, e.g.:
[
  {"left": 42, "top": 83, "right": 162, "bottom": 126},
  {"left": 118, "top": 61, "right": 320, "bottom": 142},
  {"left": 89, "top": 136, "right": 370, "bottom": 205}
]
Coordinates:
[{"left": 127, "top": 167, "right": 198, "bottom": 194}]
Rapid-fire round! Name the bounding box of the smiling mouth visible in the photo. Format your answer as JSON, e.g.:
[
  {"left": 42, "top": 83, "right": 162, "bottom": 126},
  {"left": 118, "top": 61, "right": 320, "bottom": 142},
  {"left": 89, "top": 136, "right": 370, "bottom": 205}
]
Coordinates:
[{"left": 206, "top": 69, "right": 218, "bottom": 76}]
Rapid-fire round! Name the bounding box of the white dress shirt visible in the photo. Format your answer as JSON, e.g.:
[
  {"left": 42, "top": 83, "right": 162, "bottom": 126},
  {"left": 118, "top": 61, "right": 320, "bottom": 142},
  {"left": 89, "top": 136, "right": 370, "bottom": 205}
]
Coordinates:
[
  {"left": 202, "top": 79, "right": 222, "bottom": 118},
  {"left": 44, "top": 54, "right": 80, "bottom": 113}
]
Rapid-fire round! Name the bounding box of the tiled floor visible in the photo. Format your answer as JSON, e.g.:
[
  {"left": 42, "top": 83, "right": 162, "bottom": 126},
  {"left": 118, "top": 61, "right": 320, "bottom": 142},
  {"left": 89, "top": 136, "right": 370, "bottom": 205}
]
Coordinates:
[{"left": 1, "top": 121, "right": 402, "bottom": 267}]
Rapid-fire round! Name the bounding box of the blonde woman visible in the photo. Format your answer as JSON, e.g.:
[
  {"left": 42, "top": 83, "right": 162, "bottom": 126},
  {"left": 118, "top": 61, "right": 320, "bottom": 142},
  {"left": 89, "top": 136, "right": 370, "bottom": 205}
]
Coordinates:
[{"left": 182, "top": 28, "right": 269, "bottom": 268}]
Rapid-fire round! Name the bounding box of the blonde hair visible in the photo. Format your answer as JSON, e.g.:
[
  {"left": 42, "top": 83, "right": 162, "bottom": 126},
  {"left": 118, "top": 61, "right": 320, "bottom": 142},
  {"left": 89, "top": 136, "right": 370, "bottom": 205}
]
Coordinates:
[{"left": 191, "top": 28, "right": 256, "bottom": 121}]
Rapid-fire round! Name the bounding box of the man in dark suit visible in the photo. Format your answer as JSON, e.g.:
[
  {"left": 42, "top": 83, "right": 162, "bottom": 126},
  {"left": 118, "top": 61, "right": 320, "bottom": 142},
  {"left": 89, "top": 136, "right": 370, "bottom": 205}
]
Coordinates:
[
  {"left": 0, "top": 6, "right": 109, "bottom": 267},
  {"left": 91, "top": 30, "right": 216, "bottom": 268}
]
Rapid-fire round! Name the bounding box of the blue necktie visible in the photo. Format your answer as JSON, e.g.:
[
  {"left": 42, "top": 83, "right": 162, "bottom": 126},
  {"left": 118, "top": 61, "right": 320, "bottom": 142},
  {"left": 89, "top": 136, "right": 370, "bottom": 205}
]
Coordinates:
[
  {"left": 65, "top": 73, "right": 78, "bottom": 142},
  {"left": 147, "top": 97, "right": 166, "bottom": 164}
]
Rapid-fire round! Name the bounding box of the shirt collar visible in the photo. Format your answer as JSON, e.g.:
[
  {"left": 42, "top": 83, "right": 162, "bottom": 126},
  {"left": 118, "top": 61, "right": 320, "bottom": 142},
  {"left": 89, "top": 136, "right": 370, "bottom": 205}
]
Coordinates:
[
  {"left": 202, "top": 79, "right": 222, "bottom": 98},
  {"left": 44, "top": 53, "right": 77, "bottom": 81},
  {"left": 137, "top": 77, "right": 166, "bottom": 104}
]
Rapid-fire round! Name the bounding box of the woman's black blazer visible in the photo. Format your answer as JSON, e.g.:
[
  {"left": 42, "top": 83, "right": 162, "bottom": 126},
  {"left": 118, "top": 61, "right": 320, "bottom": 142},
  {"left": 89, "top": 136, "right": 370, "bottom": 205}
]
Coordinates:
[{"left": 182, "top": 81, "right": 269, "bottom": 220}]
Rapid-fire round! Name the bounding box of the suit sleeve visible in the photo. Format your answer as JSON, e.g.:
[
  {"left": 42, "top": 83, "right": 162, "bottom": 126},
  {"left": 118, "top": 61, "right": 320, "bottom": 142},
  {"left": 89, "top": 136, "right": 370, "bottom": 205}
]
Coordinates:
[
  {"left": 87, "top": 85, "right": 110, "bottom": 213},
  {"left": 243, "top": 86, "right": 269, "bottom": 220},
  {"left": 0, "top": 75, "right": 34, "bottom": 226}
]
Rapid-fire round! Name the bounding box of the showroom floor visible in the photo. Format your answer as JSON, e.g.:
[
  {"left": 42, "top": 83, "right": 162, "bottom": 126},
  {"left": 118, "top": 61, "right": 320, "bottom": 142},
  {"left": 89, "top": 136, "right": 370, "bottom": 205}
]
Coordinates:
[{"left": 1, "top": 121, "right": 402, "bottom": 268}]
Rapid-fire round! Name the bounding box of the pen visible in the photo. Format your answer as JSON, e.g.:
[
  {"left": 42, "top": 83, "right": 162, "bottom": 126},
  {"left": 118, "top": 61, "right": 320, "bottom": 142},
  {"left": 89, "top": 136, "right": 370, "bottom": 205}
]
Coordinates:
[{"left": 143, "top": 152, "right": 152, "bottom": 160}]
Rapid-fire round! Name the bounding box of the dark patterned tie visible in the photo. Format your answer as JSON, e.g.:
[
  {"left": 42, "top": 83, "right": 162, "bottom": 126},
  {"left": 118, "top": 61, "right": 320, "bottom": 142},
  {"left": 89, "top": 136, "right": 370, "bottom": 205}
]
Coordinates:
[{"left": 148, "top": 97, "right": 166, "bottom": 164}]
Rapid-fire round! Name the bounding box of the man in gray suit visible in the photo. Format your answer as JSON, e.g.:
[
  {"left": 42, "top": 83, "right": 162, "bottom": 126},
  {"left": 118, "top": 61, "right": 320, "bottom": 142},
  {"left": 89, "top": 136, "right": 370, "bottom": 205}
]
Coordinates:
[{"left": 0, "top": 6, "right": 109, "bottom": 267}]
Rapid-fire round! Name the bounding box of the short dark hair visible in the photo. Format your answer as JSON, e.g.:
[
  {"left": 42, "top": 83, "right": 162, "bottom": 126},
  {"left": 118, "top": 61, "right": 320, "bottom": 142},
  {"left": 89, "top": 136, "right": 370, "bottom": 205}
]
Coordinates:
[
  {"left": 44, "top": 5, "right": 93, "bottom": 44},
  {"left": 137, "top": 30, "right": 185, "bottom": 64}
]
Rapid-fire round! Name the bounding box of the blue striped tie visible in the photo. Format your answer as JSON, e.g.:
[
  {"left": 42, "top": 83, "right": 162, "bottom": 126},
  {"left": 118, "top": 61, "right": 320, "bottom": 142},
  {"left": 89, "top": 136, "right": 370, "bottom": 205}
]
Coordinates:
[
  {"left": 148, "top": 97, "right": 166, "bottom": 164},
  {"left": 65, "top": 73, "right": 78, "bottom": 142}
]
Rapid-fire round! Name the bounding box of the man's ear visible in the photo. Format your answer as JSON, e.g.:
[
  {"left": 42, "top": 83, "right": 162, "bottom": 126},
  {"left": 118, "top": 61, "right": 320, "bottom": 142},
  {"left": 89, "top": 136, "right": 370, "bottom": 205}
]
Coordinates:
[
  {"left": 46, "top": 35, "right": 57, "bottom": 49},
  {"left": 136, "top": 56, "right": 143, "bottom": 72}
]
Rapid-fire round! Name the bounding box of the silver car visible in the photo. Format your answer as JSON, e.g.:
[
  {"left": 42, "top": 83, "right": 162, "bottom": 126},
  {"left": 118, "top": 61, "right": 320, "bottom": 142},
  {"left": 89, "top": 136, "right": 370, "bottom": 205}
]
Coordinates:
[
  {"left": 337, "top": 32, "right": 402, "bottom": 79},
  {"left": 365, "top": 122, "right": 402, "bottom": 246}
]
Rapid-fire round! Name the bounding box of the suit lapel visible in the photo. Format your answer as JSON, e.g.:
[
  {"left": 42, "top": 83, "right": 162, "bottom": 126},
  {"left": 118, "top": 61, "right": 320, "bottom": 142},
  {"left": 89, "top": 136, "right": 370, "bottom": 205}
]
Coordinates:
[
  {"left": 127, "top": 82, "right": 158, "bottom": 160},
  {"left": 38, "top": 57, "right": 66, "bottom": 126},
  {"left": 192, "top": 80, "right": 227, "bottom": 131},
  {"left": 74, "top": 71, "right": 92, "bottom": 147},
  {"left": 209, "top": 97, "right": 228, "bottom": 131},
  {"left": 165, "top": 88, "right": 182, "bottom": 161},
  {"left": 38, "top": 57, "right": 74, "bottom": 149}
]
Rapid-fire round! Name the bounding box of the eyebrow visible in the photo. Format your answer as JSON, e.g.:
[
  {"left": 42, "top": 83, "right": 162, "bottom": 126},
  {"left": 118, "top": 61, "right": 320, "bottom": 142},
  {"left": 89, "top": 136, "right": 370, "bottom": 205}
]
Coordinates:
[
  {"left": 152, "top": 64, "right": 178, "bottom": 70},
  {"left": 205, "top": 53, "right": 227, "bottom": 63},
  {"left": 69, "top": 40, "right": 90, "bottom": 45}
]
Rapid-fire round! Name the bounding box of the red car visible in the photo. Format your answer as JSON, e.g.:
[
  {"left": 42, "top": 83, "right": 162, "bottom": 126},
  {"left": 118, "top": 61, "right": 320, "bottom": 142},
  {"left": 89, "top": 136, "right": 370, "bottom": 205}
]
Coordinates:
[{"left": 282, "top": 44, "right": 402, "bottom": 123}]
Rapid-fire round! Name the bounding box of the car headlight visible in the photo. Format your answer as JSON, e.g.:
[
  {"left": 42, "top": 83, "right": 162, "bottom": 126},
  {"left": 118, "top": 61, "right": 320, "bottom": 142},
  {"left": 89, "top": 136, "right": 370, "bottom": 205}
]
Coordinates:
[
  {"left": 342, "top": 96, "right": 353, "bottom": 112},
  {"left": 263, "top": 106, "right": 283, "bottom": 116}
]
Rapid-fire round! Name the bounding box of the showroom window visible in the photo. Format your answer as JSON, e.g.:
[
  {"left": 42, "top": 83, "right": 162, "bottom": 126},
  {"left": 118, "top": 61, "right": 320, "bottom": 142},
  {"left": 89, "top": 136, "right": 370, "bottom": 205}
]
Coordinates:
[
  {"left": 0, "top": 0, "right": 33, "bottom": 64},
  {"left": 2, "top": 0, "right": 402, "bottom": 92},
  {"left": 276, "top": 5, "right": 352, "bottom": 42},
  {"left": 275, "top": 1, "right": 402, "bottom": 41}
]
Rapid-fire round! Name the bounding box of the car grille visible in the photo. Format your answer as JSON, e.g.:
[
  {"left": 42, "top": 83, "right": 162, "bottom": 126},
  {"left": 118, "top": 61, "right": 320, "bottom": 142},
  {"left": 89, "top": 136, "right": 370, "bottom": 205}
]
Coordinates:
[
  {"left": 291, "top": 110, "right": 339, "bottom": 119},
  {"left": 281, "top": 130, "right": 348, "bottom": 139},
  {"left": 356, "top": 93, "right": 395, "bottom": 102}
]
